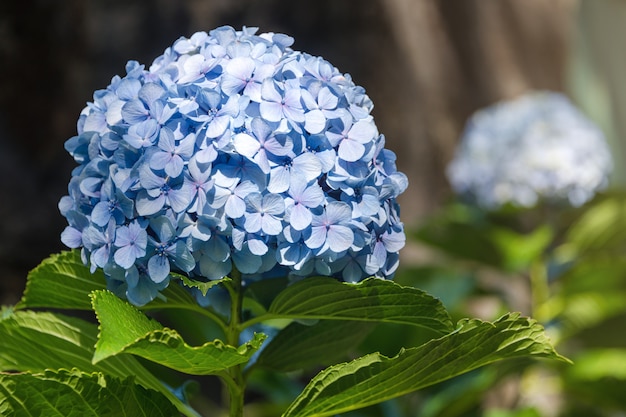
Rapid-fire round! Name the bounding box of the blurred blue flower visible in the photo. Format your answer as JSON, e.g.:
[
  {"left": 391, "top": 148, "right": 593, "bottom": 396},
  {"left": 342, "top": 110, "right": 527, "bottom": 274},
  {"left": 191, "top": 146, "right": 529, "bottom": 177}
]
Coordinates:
[
  {"left": 447, "top": 91, "right": 612, "bottom": 209},
  {"left": 60, "top": 26, "right": 407, "bottom": 305}
]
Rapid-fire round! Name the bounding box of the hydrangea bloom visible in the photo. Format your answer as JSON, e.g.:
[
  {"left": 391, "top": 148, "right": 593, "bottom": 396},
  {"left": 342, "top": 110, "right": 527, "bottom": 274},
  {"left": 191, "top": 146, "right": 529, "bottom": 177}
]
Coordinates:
[
  {"left": 60, "top": 26, "right": 407, "bottom": 306},
  {"left": 447, "top": 91, "right": 612, "bottom": 209}
]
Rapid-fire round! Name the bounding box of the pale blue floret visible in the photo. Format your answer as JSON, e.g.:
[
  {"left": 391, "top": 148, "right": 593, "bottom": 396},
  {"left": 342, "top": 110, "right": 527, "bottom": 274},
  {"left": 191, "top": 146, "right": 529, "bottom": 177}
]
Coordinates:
[
  {"left": 447, "top": 91, "right": 613, "bottom": 209},
  {"left": 60, "top": 25, "right": 407, "bottom": 306}
]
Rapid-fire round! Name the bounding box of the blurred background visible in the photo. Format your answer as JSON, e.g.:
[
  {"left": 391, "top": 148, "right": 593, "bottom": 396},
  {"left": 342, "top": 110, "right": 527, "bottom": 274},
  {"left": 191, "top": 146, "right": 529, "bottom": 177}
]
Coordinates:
[
  {"left": 5, "top": 0, "right": 621, "bottom": 303},
  {"left": 2, "top": 1, "right": 626, "bottom": 416}
]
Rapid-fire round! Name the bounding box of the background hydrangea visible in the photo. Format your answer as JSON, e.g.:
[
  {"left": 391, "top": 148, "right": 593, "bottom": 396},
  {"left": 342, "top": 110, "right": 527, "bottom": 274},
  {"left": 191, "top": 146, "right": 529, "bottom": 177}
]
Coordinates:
[
  {"left": 59, "top": 26, "right": 407, "bottom": 306},
  {"left": 446, "top": 91, "right": 612, "bottom": 210}
]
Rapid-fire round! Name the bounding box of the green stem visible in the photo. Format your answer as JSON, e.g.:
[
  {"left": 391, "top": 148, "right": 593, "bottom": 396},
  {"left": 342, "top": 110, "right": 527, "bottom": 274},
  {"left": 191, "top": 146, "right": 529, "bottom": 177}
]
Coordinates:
[
  {"left": 529, "top": 258, "right": 550, "bottom": 323},
  {"left": 223, "top": 268, "right": 245, "bottom": 417}
]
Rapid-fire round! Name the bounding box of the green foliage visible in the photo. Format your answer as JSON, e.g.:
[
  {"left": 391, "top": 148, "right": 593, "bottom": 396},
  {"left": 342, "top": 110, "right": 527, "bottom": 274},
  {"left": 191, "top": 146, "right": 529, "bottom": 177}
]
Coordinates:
[
  {"left": 91, "top": 289, "right": 265, "bottom": 374},
  {"left": 2, "top": 249, "right": 566, "bottom": 416},
  {"left": 17, "top": 250, "right": 107, "bottom": 310},
  {"left": 0, "top": 369, "right": 178, "bottom": 417},
  {"left": 252, "top": 276, "right": 454, "bottom": 334},
  {"left": 255, "top": 320, "right": 375, "bottom": 372},
  {"left": 282, "top": 313, "right": 566, "bottom": 417}
]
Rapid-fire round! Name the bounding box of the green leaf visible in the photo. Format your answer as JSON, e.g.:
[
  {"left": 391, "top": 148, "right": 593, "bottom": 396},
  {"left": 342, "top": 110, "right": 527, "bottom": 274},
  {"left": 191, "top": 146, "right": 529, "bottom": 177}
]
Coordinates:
[
  {"left": 17, "top": 250, "right": 107, "bottom": 310},
  {"left": 413, "top": 203, "right": 503, "bottom": 267},
  {"left": 0, "top": 369, "right": 178, "bottom": 417},
  {"left": 490, "top": 225, "right": 553, "bottom": 271},
  {"left": 282, "top": 313, "right": 567, "bottom": 417},
  {"left": 171, "top": 272, "right": 228, "bottom": 296},
  {"left": 0, "top": 310, "right": 197, "bottom": 416},
  {"left": 255, "top": 321, "right": 375, "bottom": 372},
  {"left": 92, "top": 290, "right": 265, "bottom": 374},
  {"left": 250, "top": 277, "right": 453, "bottom": 335},
  {"left": 565, "top": 195, "right": 626, "bottom": 255}
]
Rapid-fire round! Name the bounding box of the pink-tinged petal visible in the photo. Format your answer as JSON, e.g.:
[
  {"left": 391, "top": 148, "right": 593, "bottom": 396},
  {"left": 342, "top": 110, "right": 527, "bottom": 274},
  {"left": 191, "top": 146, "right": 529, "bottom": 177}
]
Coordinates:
[
  {"left": 261, "top": 79, "right": 282, "bottom": 102},
  {"left": 304, "top": 226, "right": 326, "bottom": 249},
  {"left": 114, "top": 245, "right": 138, "bottom": 269},
  {"left": 233, "top": 133, "right": 260, "bottom": 158},
  {"left": 325, "top": 201, "right": 352, "bottom": 223},
  {"left": 244, "top": 213, "right": 263, "bottom": 233},
  {"left": 225, "top": 57, "right": 255, "bottom": 81},
  {"left": 305, "top": 109, "right": 326, "bottom": 134},
  {"left": 263, "top": 136, "right": 293, "bottom": 156},
  {"left": 383, "top": 231, "right": 406, "bottom": 252},
  {"left": 268, "top": 166, "right": 290, "bottom": 193},
  {"left": 225, "top": 195, "right": 246, "bottom": 218},
  {"left": 293, "top": 153, "right": 322, "bottom": 181},
  {"left": 348, "top": 119, "right": 377, "bottom": 143},
  {"left": 318, "top": 87, "right": 338, "bottom": 110},
  {"left": 261, "top": 215, "right": 283, "bottom": 235},
  {"left": 259, "top": 101, "right": 283, "bottom": 122},
  {"left": 150, "top": 152, "right": 172, "bottom": 171},
  {"left": 248, "top": 238, "right": 269, "bottom": 256},
  {"left": 253, "top": 151, "right": 271, "bottom": 174},
  {"left": 262, "top": 193, "right": 285, "bottom": 215},
  {"left": 290, "top": 204, "right": 312, "bottom": 231},
  {"left": 282, "top": 105, "right": 305, "bottom": 123},
  {"left": 327, "top": 225, "right": 354, "bottom": 253},
  {"left": 338, "top": 139, "right": 365, "bottom": 162},
  {"left": 299, "top": 183, "right": 325, "bottom": 207},
  {"left": 206, "top": 115, "right": 230, "bottom": 138}
]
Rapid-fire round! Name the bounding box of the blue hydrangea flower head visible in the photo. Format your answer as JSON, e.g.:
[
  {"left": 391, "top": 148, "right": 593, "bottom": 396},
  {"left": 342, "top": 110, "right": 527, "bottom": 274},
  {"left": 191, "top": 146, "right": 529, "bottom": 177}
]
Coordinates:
[
  {"left": 447, "top": 91, "right": 612, "bottom": 209},
  {"left": 60, "top": 26, "right": 407, "bottom": 305}
]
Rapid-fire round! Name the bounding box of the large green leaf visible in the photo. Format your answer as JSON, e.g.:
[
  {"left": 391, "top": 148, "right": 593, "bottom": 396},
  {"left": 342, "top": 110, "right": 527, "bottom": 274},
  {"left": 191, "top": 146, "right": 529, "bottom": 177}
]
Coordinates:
[
  {"left": 282, "top": 313, "right": 567, "bottom": 417},
  {"left": 248, "top": 277, "right": 453, "bottom": 335},
  {"left": 92, "top": 290, "right": 265, "bottom": 374},
  {"left": 0, "top": 369, "right": 177, "bottom": 417},
  {"left": 564, "top": 195, "right": 626, "bottom": 255},
  {"left": 0, "top": 310, "right": 197, "bottom": 416},
  {"left": 255, "top": 321, "right": 375, "bottom": 372},
  {"left": 17, "top": 250, "right": 107, "bottom": 310},
  {"left": 17, "top": 250, "right": 226, "bottom": 328}
]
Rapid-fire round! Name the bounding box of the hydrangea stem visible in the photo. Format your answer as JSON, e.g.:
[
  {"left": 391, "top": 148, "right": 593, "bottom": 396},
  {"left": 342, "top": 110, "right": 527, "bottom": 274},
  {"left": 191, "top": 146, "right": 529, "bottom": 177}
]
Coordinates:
[
  {"left": 530, "top": 258, "right": 549, "bottom": 323},
  {"left": 224, "top": 268, "right": 245, "bottom": 417}
]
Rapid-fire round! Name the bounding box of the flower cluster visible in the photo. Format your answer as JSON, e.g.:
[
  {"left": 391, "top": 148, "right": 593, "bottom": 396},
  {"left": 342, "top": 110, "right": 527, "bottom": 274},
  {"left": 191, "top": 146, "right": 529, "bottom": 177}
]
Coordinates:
[
  {"left": 60, "top": 26, "right": 407, "bottom": 305},
  {"left": 447, "top": 91, "right": 612, "bottom": 209}
]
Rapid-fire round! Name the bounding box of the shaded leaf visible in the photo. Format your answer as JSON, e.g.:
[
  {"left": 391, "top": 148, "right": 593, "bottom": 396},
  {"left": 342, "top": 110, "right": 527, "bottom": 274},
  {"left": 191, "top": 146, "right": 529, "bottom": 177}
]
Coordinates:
[
  {"left": 17, "top": 250, "right": 107, "bottom": 310},
  {"left": 282, "top": 313, "right": 567, "bottom": 417},
  {"left": 253, "top": 277, "right": 453, "bottom": 335},
  {"left": 0, "top": 310, "right": 197, "bottom": 416},
  {"left": 92, "top": 290, "right": 265, "bottom": 374},
  {"left": 256, "top": 321, "right": 375, "bottom": 372},
  {"left": 0, "top": 369, "right": 177, "bottom": 417}
]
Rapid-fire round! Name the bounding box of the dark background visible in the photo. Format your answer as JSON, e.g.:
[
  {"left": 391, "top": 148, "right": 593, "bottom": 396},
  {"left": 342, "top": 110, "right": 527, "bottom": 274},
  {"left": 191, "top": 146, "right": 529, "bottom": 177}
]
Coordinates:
[{"left": 0, "top": 0, "right": 595, "bottom": 305}]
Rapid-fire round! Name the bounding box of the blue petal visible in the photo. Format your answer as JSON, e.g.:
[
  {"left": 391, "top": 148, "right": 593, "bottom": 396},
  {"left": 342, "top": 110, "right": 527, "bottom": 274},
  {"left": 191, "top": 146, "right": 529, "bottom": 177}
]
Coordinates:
[
  {"left": 91, "top": 201, "right": 113, "bottom": 227},
  {"left": 233, "top": 247, "right": 263, "bottom": 274},
  {"left": 289, "top": 204, "right": 312, "bottom": 231},
  {"left": 304, "top": 109, "right": 326, "bottom": 134},
  {"left": 148, "top": 255, "right": 170, "bottom": 283},
  {"left": 327, "top": 225, "right": 354, "bottom": 253},
  {"left": 233, "top": 133, "right": 260, "bottom": 159},
  {"left": 338, "top": 139, "right": 365, "bottom": 162},
  {"left": 61, "top": 227, "right": 83, "bottom": 248}
]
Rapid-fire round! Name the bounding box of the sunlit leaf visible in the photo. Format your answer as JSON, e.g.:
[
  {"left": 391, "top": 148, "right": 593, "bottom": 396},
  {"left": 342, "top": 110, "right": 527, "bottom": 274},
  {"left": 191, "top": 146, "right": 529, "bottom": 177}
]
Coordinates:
[
  {"left": 251, "top": 277, "right": 453, "bottom": 335},
  {"left": 0, "top": 310, "right": 198, "bottom": 417},
  {"left": 255, "top": 321, "right": 375, "bottom": 372},
  {"left": 17, "top": 250, "right": 107, "bottom": 310},
  {"left": 0, "top": 369, "right": 177, "bottom": 417},
  {"left": 282, "top": 313, "right": 566, "bottom": 417},
  {"left": 91, "top": 290, "right": 265, "bottom": 374}
]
